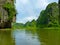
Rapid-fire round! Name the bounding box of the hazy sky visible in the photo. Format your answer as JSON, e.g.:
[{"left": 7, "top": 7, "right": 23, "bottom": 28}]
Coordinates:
[{"left": 15, "top": 0, "right": 58, "bottom": 23}]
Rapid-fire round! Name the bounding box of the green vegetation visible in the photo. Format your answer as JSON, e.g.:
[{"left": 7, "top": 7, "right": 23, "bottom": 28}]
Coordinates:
[
  {"left": 13, "top": 2, "right": 60, "bottom": 29},
  {"left": 13, "top": 19, "right": 36, "bottom": 29},
  {"left": 0, "top": 0, "right": 16, "bottom": 28},
  {"left": 59, "top": 0, "right": 60, "bottom": 24},
  {"left": 3, "top": 2, "right": 16, "bottom": 20},
  {"left": 24, "top": 19, "right": 36, "bottom": 29},
  {"left": 37, "top": 2, "right": 59, "bottom": 28},
  {"left": 13, "top": 23, "right": 25, "bottom": 29}
]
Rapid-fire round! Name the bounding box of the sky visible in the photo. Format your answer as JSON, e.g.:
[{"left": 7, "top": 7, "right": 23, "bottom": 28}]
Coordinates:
[{"left": 15, "top": 0, "right": 58, "bottom": 24}]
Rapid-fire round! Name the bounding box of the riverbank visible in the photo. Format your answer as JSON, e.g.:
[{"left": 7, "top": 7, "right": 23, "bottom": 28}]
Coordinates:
[
  {"left": 12, "top": 27, "right": 60, "bottom": 30},
  {"left": 0, "top": 28, "right": 12, "bottom": 31}
]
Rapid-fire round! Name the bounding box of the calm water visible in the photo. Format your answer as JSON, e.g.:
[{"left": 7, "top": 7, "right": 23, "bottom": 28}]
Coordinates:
[{"left": 0, "top": 29, "right": 60, "bottom": 45}]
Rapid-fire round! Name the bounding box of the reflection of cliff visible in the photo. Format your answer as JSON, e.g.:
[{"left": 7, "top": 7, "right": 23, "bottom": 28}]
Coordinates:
[
  {"left": 37, "top": 29, "right": 60, "bottom": 45},
  {"left": 0, "top": 30, "right": 15, "bottom": 45},
  {"left": 0, "top": 0, "right": 16, "bottom": 28}
]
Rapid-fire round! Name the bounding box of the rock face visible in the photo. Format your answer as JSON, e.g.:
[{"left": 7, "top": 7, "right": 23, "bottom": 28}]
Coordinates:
[
  {"left": 0, "top": 0, "right": 16, "bottom": 28},
  {"left": 36, "top": 2, "right": 59, "bottom": 27}
]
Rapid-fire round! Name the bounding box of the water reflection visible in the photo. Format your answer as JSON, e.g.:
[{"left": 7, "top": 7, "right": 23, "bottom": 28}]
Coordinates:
[
  {"left": 37, "top": 29, "right": 60, "bottom": 45},
  {"left": 13, "top": 29, "right": 60, "bottom": 45},
  {"left": 0, "top": 29, "right": 60, "bottom": 45},
  {"left": 0, "top": 30, "right": 15, "bottom": 45},
  {"left": 13, "top": 29, "right": 40, "bottom": 45}
]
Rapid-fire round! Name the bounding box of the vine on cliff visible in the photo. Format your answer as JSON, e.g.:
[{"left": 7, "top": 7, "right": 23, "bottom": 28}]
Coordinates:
[{"left": 2, "top": 2, "right": 16, "bottom": 21}]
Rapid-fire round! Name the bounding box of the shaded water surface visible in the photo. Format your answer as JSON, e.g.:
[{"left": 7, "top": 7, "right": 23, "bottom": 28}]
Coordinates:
[
  {"left": 0, "top": 30, "right": 15, "bottom": 45},
  {"left": 0, "top": 29, "right": 60, "bottom": 45}
]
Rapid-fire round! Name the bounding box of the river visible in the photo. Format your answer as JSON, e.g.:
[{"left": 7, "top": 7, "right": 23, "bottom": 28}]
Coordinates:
[{"left": 0, "top": 29, "right": 60, "bottom": 45}]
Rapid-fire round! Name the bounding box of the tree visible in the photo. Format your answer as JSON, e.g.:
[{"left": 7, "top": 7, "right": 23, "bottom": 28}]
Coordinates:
[
  {"left": 36, "top": 10, "right": 48, "bottom": 28},
  {"left": 36, "top": 2, "right": 59, "bottom": 28},
  {"left": 58, "top": 0, "right": 60, "bottom": 24}
]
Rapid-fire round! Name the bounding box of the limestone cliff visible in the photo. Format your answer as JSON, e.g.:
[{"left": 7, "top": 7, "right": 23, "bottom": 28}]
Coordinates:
[{"left": 0, "top": 0, "right": 16, "bottom": 28}]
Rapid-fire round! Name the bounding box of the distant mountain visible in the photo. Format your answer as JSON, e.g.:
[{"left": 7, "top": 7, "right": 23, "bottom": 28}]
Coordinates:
[{"left": 13, "top": 23, "right": 24, "bottom": 29}]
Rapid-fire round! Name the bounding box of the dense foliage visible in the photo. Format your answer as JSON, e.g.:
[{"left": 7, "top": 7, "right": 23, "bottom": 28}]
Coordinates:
[
  {"left": 24, "top": 19, "right": 36, "bottom": 29},
  {"left": 13, "top": 23, "right": 24, "bottom": 29},
  {"left": 14, "top": 2, "right": 60, "bottom": 29},
  {"left": 37, "top": 2, "right": 59, "bottom": 28},
  {"left": 3, "top": 2, "right": 16, "bottom": 21},
  {"left": 36, "top": 10, "right": 48, "bottom": 28},
  {"left": 59, "top": 0, "right": 60, "bottom": 24},
  {"left": 0, "top": 0, "right": 16, "bottom": 28},
  {"left": 13, "top": 19, "right": 36, "bottom": 29}
]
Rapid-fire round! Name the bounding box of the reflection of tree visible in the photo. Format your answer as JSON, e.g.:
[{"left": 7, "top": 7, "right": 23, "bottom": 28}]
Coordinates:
[
  {"left": 25, "top": 29, "right": 37, "bottom": 37},
  {"left": 0, "top": 30, "right": 15, "bottom": 45},
  {"left": 36, "top": 29, "right": 60, "bottom": 45}
]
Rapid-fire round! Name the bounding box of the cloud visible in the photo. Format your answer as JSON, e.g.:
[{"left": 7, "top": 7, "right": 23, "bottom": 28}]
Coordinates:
[
  {"left": 19, "top": 0, "right": 28, "bottom": 4},
  {"left": 35, "top": 0, "right": 48, "bottom": 9},
  {"left": 16, "top": 16, "right": 37, "bottom": 23},
  {"left": 16, "top": 0, "right": 29, "bottom": 5},
  {"left": 25, "top": 16, "right": 37, "bottom": 21},
  {"left": 16, "top": 0, "right": 58, "bottom": 23}
]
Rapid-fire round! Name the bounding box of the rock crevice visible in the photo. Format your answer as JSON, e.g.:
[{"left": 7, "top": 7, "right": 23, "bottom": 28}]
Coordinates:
[{"left": 0, "top": 0, "right": 16, "bottom": 28}]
